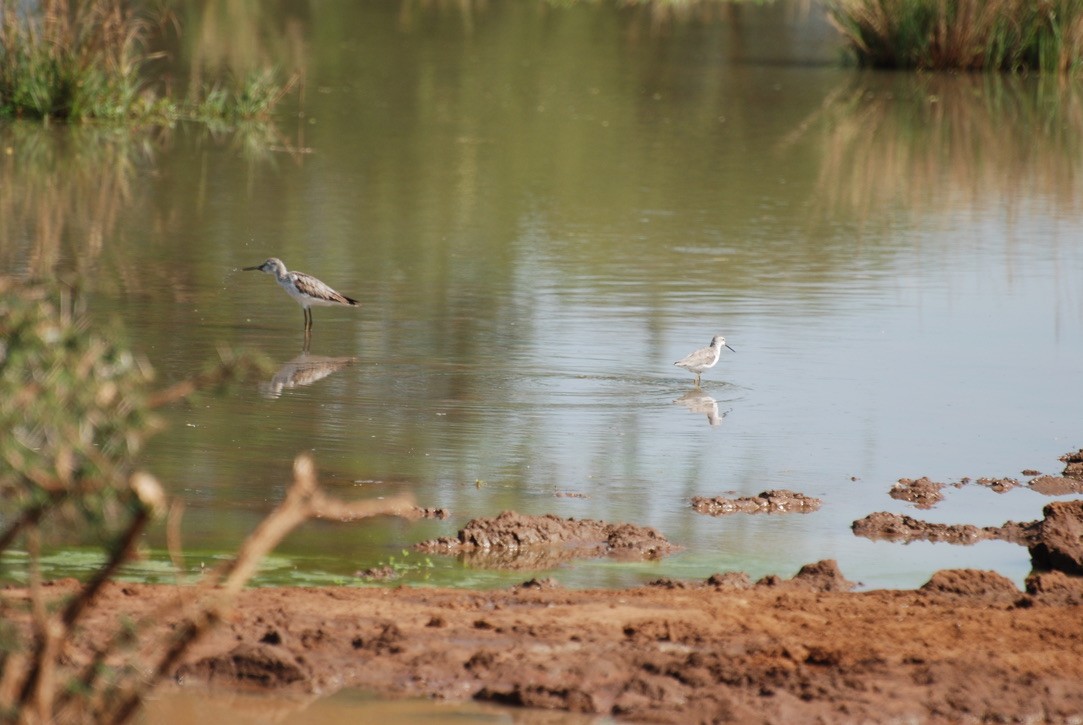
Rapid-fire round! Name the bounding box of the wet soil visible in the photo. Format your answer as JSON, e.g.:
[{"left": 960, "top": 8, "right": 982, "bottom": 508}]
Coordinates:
[
  {"left": 882, "top": 449, "right": 1083, "bottom": 510},
  {"left": 690, "top": 489, "right": 822, "bottom": 515},
  {"left": 13, "top": 499, "right": 1082, "bottom": 721},
  {"left": 414, "top": 511, "right": 682, "bottom": 569},
  {"left": 888, "top": 477, "right": 945, "bottom": 508},
  {"left": 28, "top": 561, "right": 1083, "bottom": 724},
  {"left": 851, "top": 512, "right": 1041, "bottom": 546},
  {"left": 13, "top": 451, "right": 1083, "bottom": 722},
  {"left": 1029, "top": 475, "right": 1083, "bottom": 496}
]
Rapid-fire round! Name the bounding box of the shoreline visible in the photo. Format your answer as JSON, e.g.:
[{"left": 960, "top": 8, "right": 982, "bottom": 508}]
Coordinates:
[{"left": 16, "top": 558, "right": 1083, "bottom": 723}]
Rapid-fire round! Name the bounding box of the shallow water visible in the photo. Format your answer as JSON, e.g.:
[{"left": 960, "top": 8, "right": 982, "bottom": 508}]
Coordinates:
[
  {"left": 140, "top": 688, "right": 605, "bottom": 725},
  {"left": 2, "top": 1, "right": 1082, "bottom": 596}
]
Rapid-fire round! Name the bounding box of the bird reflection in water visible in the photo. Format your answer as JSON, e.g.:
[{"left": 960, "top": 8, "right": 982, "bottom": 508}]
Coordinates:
[
  {"left": 674, "top": 388, "right": 726, "bottom": 427},
  {"left": 261, "top": 351, "right": 357, "bottom": 399}
]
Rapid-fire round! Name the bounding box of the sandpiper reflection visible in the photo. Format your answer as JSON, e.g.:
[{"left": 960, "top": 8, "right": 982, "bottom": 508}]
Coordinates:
[
  {"left": 674, "top": 388, "right": 725, "bottom": 427},
  {"left": 261, "top": 351, "right": 357, "bottom": 399}
]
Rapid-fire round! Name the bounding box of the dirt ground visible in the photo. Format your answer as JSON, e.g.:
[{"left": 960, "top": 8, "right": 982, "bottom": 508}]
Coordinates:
[
  {"left": 25, "top": 558, "right": 1081, "bottom": 723},
  {"left": 12, "top": 453, "right": 1083, "bottom": 722}
]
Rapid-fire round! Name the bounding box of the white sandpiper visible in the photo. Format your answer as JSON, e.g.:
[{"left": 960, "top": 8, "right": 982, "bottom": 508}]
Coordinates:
[
  {"left": 243, "top": 257, "right": 359, "bottom": 332},
  {"left": 674, "top": 335, "right": 735, "bottom": 386}
]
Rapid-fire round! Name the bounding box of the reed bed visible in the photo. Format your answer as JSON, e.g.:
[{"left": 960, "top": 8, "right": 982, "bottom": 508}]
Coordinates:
[
  {"left": 0, "top": 0, "right": 288, "bottom": 122},
  {"left": 826, "top": 0, "right": 1083, "bottom": 71},
  {"left": 0, "top": 0, "right": 153, "bottom": 119}
]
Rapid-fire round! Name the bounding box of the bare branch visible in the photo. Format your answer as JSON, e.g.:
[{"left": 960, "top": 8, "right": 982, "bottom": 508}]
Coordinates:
[
  {"left": 17, "top": 474, "right": 163, "bottom": 709},
  {"left": 101, "top": 454, "right": 414, "bottom": 724}
]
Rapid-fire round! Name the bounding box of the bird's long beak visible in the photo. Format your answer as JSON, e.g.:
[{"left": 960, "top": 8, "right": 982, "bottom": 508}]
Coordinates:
[
  {"left": 725, "top": 344, "right": 736, "bottom": 353},
  {"left": 242, "top": 264, "right": 262, "bottom": 271}
]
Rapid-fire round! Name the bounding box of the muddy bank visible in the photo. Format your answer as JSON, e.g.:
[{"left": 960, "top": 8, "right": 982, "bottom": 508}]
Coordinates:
[
  {"left": 24, "top": 563, "right": 1081, "bottom": 724},
  {"left": 8, "top": 497, "right": 1083, "bottom": 722},
  {"left": 14, "top": 449, "right": 1083, "bottom": 722}
]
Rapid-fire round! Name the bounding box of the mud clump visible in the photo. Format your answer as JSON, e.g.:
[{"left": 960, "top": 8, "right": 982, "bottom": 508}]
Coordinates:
[
  {"left": 1061, "top": 449, "right": 1083, "bottom": 479},
  {"left": 974, "top": 477, "right": 1020, "bottom": 493},
  {"left": 691, "top": 489, "right": 821, "bottom": 515},
  {"left": 889, "top": 477, "right": 945, "bottom": 508},
  {"left": 176, "top": 643, "right": 312, "bottom": 691},
  {"left": 995, "top": 520, "right": 1045, "bottom": 546},
  {"left": 414, "top": 511, "right": 682, "bottom": 569},
  {"left": 756, "top": 559, "right": 856, "bottom": 592},
  {"left": 1024, "top": 571, "right": 1083, "bottom": 606},
  {"left": 851, "top": 512, "right": 1040, "bottom": 546},
  {"left": 706, "top": 571, "right": 754, "bottom": 590},
  {"left": 411, "top": 506, "right": 451, "bottom": 519},
  {"left": 920, "top": 569, "right": 1019, "bottom": 603},
  {"left": 648, "top": 560, "right": 853, "bottom": 593},
  {"left": 1027, "top": 449, "right": 1083, "bottom": 495},
  {"left": 852, "top": 512, "right": 984, "bottom": 544},
  {"left": 1028, "top": 500, "right": 1083, "bottom": 576}
]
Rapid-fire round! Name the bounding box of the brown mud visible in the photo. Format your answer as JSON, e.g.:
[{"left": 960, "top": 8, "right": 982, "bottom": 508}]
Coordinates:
[
  {"left": 10, "top": 451, "right": 1083, "bottom": 722},
  {"left": 11, "top": 498, "right": 1082, "bottom": 722},
  {"left": 888, "top": 477, "right": 945, "bottom": 508},
  {"left": 29, "top": 558, "right": 1083, "bottom": 724},
  {"left": 885, "top": 448, "right": 1083, "bottom": 506},
  {"left": 851, "top": 511, "right": 1041, "bottom": 546},
  {"left": 413, "top": 510, "right": 682, "bottom": 570},
  {"left": 690, "top": 489, "right": 822, "bottom": 515}
]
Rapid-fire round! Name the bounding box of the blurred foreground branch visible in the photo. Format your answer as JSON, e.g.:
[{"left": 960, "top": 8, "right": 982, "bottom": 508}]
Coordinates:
[
  {"left": 2, "top": 455, "right": 414, "bottom": 724},
  {"left": 100, "top": 454, "right": 415, "bottom": 724},
  {"left": 0, "top": 281, "right": 415, "bottom": 723}
]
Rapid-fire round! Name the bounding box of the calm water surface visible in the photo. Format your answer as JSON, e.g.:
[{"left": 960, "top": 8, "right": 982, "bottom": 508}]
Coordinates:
[{"left": 2, "top": 2, "right": 1082, "bottom": 597}]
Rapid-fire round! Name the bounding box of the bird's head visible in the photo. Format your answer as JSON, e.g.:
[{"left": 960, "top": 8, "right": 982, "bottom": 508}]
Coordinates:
[
  {"left": 243, "top": 257, "right": 284, "bottom": 275},
  {"left": 712, "top": 335, "right": 735, "bottom": 353}
]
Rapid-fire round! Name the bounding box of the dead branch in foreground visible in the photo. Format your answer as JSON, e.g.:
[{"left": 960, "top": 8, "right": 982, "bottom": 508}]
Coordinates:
[{"left": 1, "top": 454, "right": 415, "bottom": 725}]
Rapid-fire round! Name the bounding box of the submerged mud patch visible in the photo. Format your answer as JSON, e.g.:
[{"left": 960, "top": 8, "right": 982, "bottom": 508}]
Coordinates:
[{"left": 1029, "top": 475, "right": 1083, "bottom": 496}]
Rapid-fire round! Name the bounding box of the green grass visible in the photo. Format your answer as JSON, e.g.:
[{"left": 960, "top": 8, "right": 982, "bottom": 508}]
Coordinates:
[
  {"left": 826, "top": 0, "right": 1083, "bottom": 72},
  {"left": 0, "top": 0, "right": 289, "bottom": 123}
]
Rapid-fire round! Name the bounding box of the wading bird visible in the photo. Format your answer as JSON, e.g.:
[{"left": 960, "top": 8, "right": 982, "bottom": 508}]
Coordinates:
[
  {"left": 243, "top": 257, "right": 359, "bottom": 333},
  {"left": 674, "top": 335, "right": 735, "bottom": 386}
]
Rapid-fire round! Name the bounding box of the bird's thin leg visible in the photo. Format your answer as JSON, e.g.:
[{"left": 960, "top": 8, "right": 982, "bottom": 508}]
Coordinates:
[
  {"left": 303, "top": 327, "right": 311, "bottom": 353},
  {"left": 303, "top": 308, "right": 312, "bottom": 332},
  {"left": 695, "top": 373, "right": 702, "bottom": 387}
]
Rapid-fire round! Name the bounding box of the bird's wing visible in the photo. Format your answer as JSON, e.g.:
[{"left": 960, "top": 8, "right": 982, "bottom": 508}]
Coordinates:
[
  {"left": 675, "top": 348, "right": 710, "bottom": 367},
  {"left": 291, "top": 272, "right": 355, "bottom": 305}
]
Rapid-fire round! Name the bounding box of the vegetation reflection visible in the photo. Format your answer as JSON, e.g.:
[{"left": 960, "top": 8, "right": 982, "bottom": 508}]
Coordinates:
[
  {"left": 797, "top": 73, "right": 1083, "bottom": 218},
  {"left": 0, "top": 122, "right": 288, "bottom": 288}
]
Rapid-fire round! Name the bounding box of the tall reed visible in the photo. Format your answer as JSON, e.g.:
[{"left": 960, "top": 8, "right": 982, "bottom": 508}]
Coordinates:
[
  {"left": 0, "top": 0, "right": 290, "bottom": 122},
  {"left": 0, "top": 0, "right": 157, "bottom": 120},
  {"left": 826, "top": 0, "right": 1083, "bottom": 72}
]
